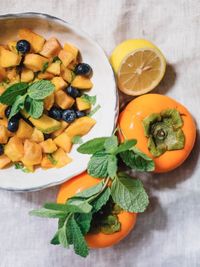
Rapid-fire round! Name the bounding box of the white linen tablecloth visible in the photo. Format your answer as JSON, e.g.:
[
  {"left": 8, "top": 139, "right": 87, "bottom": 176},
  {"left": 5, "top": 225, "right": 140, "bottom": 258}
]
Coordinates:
[{"left": 0, "top": 1, "right": 200, "bottom": 266}]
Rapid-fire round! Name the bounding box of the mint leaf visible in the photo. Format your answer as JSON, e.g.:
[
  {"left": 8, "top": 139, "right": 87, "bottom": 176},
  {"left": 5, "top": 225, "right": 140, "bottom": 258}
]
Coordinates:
[
  {"left": 41, "top": 62, "right": 49, "bottom": 73},
  {"left": 115, "top": 139, "right": 137, "bottom": 154},
  {"left": 52, "top": 56, "right": 61, "bottom": 63},
  {"left": 75, "top": 213, "right": 92, "bottom": 235},
  {"left": 111, "top": 173, "right": 149, "bottom": 213},
  {"left": 74, "top": 181, "right": 104, "bottom": 198},
  {"left": 66, "top": 200, "right": 92, "bottom": 213},
  {"left": 29, "top": 208, "right": 67, "bottom": 218},
  {"left": 9, "top": 95, "right": 26, "bottom": 119},
  {"left": 72, "top": 135, "right": 83, "bottom": 144},
  {"left": 28, "top": 80, "right": 55, "bottom": 100},
  {"left": 120, "top": 147, "right": 155, "bottom": 172},
  {"left": 88, "top": 152, "right": 110, "bottom": 178},
  {"left": 14, "top": 162, "right": 31, "bottom": 173},
  {"left": 44, "top": 203, "right": 68, "bottom": 212},
  {"left": 107, "top": 155, "right": 117, "bottom": 178},
  {"left": 81, "top": 94, "right": 96, "bottom": 105},
  {"left": 58, "top": 224, "right": 69, "bottom": 248},
  {"left": 77, "top": 137, "right": 108, "bottom": 154},
  {"left": 0, "top": 82, "right": 28, "bottom": 105},
  {"left": 104, "top": 135, "right": 118, "bottom": 153},
  {"left": 87, "top": 104, "right": 101, "bottom": 117},
  {"left": 25, "top": 97, "right": 43, "bottom": 119},
  {"left": 92, "top": 187, "right": 111, "bottom": 212},
  {"left": 68, "top": 216, "right": 89, "bottom": 257}
]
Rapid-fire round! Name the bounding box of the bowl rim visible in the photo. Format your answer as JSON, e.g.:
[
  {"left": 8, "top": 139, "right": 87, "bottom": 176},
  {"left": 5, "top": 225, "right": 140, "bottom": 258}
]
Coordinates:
[{"left": 0, "top": 12, "right": 118, "bottom": 192}]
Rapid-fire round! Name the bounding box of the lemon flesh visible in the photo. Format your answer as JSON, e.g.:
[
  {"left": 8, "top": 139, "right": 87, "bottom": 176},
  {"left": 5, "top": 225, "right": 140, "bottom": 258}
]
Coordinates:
[{"left": 110, "top": 39, "right": 166, "bottom": 96}]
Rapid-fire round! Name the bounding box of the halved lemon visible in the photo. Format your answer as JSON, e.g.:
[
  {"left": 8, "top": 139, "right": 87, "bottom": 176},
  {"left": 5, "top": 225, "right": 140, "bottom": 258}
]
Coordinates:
[{"left": 110, "top": 39, "right": 166, "bottom": 96}]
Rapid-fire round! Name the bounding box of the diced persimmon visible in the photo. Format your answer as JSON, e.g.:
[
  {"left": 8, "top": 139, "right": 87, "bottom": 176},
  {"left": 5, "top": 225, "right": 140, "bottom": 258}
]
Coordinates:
[
  {"left": 0, "top": 49, "right": 21, "bottom": 68},
  {"left": 21, "top": 68, "right": 34, "bottom": 82},
  {"left": 24, "top": 54, "right": 48, "bottom": 71},
  {"left": 52, "top": 148, "right": 72, "bottom": 168},
  {"left": 58, "top": 49, "right": 74, "bottom": 67},
  {"left": 63, "top": 43, "right": 79, "bottom": 59},
  {"left": 16, "top": 119, "right": 34, "bottom": 139},
  {"left": 0, "top": 125, "right": 9, "bottom": 144},
  {"left": 40, "top": 37, "right": 62, "bottom": 58},
  {"left": 41, "top": 155, "right": 54, "bottom": 169},
  {"left": 51, "top": 76, "right": 67, "bottom": 91},
  {"left": 30, "top": 128, "right": 44, "bottom": 143},
  {"left": 21, "top": 139, "right": 42, "bottom": 166},
  {"left": 4, "top": 136, "right": 24, "bottom": 161},
  {"left": 37, "top": 72, "right": 54, "bottom": 80},
  {"left": 61, "top": 68, "right": 73, "bottom": 83},
  {"left": 47, "top": 61, "right": 61, "bottom": 75},
  {"left": 0, "top": 86, "right": 5, "bottom": 95},
  {"left": 71, "top": 75, "right": 93, "bottom": 89},
  {"left": 40, "top": 138, "right": 57, "bottom": 153},
  {"left": 0, "top": 103, "right": 7, "bottom": 118},
  {"left": 55, "top": 90, "right": 75, "bottom": 109},
  {"left": 18, "top": 28, "right": 45, "bottom": 53},
  {"left": 8, "top": 41, "right": 17, "bottom": 53},
  {"left": 52, "top": 121, "right": 69, "bottom": 137},
  {"left": 65, "top": 117, "right": 96, "bottom": 138},
  {"left": 76, "top": 97, "right": 91, "bottom": 111},
  {"left": 0, "top": 155, "right": 11, "bottom": 169},
  {"left": 54, "top": 132, "right": 72, "bottom": 153},
  {"left": 6, "top": 68, "right": 20, "bottom": 82},
  {"left": 0, "top": 67, "right": 6, "bottom": 82},
  {"left": 0, "top": 119, "right": 8, "bottom": 127},
  {"left": 44, "top": 93, "right": 54, "bottom": 110}
]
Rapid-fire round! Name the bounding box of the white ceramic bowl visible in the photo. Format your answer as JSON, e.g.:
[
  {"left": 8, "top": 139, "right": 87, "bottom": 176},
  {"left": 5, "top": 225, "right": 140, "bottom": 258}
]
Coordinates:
[{"left": 0, "top": 13, "right": 118, "bottom": 192}]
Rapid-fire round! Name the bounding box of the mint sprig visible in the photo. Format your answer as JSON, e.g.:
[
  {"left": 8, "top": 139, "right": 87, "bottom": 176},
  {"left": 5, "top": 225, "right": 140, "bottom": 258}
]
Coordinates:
[{"left": 0, "top": 80, "right": 55, "bottom": 120}]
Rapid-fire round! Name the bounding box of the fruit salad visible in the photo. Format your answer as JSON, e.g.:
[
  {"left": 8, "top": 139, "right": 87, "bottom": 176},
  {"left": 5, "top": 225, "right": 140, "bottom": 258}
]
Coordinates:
[{"left": 0, "top": 28, "right": 97, "bottom": 172}]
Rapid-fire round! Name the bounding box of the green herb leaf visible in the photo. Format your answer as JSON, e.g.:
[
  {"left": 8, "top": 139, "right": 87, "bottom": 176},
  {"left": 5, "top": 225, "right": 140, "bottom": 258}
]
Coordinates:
[
  {"left": 72, "top": 135, "right": 83, "bottom": 144},
  {"left": 87, "top": 104, "right": 101, "bottom": 117},
  {"left": 88, "top": 152, "right": 110, "bottom": 178},
  {"left": 65, "top": 200, "right": 92, "bottom": 213},
  {"left": 92, "top": 187, "right": 111, "bottom": 212},
  {"left": 58, "top": 224, "right": 69, "bottom": 248},
  {"left": 43, "top": 203, "right": 68, "bottom": 212},
  {"left": 50, "top": 231, "right": 60, "bottom": 245},
  {"left": 52, "top": 56, "right": 61, "bottom": 63},
  {"left": 107, "top": 155, "right": 118, "bottom": 178},
  {"left": 29, "top": 208, "right": 67, "bottom": 218},
  {"left": 111, "top": 173, "right": 149, "bottom": 213},
  {"left": 104, "top": 135, "right": 118, "bottom": 153},
  {"left": 9, "top": 95, "right": 26, "bottom": 119},
  {"left": 41, "top": 62, "right": 49, "bottom": 73},
  {"left": 47, "top": 154, "right": 57, "bottom": 165},
  {"left": 81, "top": 94, "right": 96, "bottom": 105},
  {"left": 74, "top": 181, "right": 104, "bottom": 198},
  {"left": 115, "top": 139, "right": 137, "bottom": 154},
  {"left": 28, "top": 80, "right": 55, "bottom": 100},
  {"left": 75, "top": 213, "right": 92, "bottom": 235},
  {"left": 25, "top": 96, "right": 43, "bottom": 119},
  {"left": 77, "top": 137, "right": 109, "bottom": 154},
  {"left": 14, "top": 162, "right": 31, "bottom": 173},
  {"left": 120, "top": 147, "right": 155, "bottom": 172},
  {"left": 0, "top": 82, "right": 28, "bottom": 105},
  {"left": 68, "top": 216, "right": 89, "bottom": 257}
]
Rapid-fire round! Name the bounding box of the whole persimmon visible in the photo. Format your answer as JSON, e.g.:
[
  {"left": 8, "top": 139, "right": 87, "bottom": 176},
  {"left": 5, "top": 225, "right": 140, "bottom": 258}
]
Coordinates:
[
  {"left": 57, "top": 172, "right": 137, "bottom": 248},
  {"left": 118, "top": 94, "right": 196, "bottom": 173}
]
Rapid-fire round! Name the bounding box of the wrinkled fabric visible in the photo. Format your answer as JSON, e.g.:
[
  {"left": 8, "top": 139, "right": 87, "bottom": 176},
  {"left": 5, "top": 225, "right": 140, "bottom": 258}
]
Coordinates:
[{"left": 0, "top": 1, "right": 200, "bottom": 266}]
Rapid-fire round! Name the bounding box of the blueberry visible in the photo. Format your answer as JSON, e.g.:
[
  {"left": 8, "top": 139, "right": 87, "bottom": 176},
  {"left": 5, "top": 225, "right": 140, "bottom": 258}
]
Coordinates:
[
  {"left": 7, "top": 115, "right": 20, "bottom": 132},
  {"left": 74, "top": 63, "right": 92, "bottom": 77},
  {"left": 0, "top": 144, "right": 4, "bottom": 155},
  {"left": 5, "top": 106, "right": 11, "bottom": 118},
  {"left": 16, "top": 40, "right": 31, "bottom": 54},
  {"left": 75, "top": 110, "right": 85, "bottom": 118},
  {"left": 49, "top": 107, "right": 62, "bottom": 120},
  {"left": 65, "top": 86, "right": 81, "bottom": 98},
  {"left": 62, "top": 109, "right": 76, "bottom": 123}
]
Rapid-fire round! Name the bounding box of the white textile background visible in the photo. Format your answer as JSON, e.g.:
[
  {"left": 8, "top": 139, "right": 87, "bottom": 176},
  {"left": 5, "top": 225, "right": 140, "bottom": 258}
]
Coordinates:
[{"left": 0, "top": 1, "right": 200, "bottom": 266}]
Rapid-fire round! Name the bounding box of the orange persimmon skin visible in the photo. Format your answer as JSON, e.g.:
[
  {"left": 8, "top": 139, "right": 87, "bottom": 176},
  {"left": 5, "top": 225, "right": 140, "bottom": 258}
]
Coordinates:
[
  {"left": 57, "top": 172, "right": 137, "bottom": 248},
  {"left": 118, "top": 94, "right": 196, "bottom": 173}
]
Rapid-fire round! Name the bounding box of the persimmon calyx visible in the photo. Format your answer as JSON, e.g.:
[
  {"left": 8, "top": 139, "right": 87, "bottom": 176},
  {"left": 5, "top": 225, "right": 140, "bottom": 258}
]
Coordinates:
[{"left": 143, "top": 109, "right": 185, "bottom": 157}]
